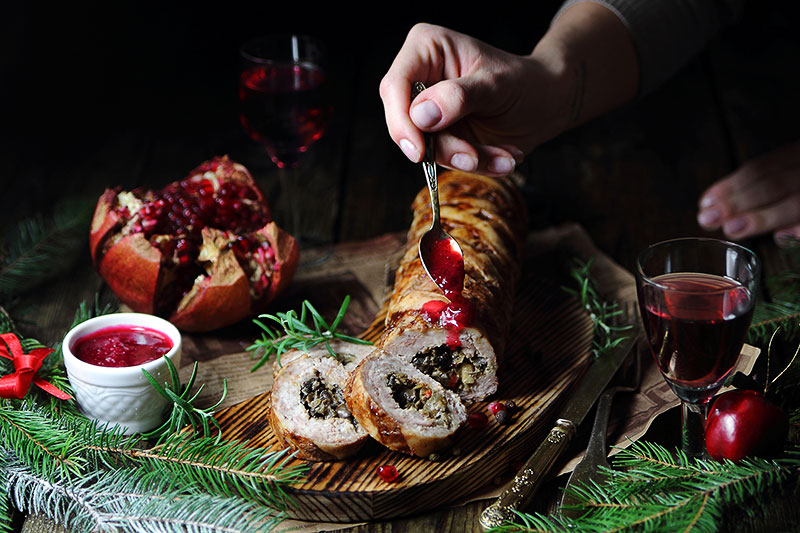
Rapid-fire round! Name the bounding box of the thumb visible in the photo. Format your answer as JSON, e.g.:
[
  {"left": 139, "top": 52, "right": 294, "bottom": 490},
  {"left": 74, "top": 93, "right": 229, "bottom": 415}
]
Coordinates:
[{"left": 410, "top": 77, "right": 486, "bottom": 132}]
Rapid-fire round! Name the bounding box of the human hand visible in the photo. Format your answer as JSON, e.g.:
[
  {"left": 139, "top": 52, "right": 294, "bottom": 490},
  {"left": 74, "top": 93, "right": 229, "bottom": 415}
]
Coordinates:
[
  {"left": 379, "top": 23, "right": 570, "bottom": 177},
  {"left": 697, "top": 139, "right": 800, "bottom": 245}
]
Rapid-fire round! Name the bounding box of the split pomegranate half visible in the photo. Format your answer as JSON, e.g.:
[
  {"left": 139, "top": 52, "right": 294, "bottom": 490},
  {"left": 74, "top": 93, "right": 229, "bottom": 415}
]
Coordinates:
[{"left": 90, "top": 155, "right": 300, "bottom": 332}]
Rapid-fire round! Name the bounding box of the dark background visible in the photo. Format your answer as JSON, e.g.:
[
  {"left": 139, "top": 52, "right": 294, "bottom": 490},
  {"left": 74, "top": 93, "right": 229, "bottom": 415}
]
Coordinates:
[{"left": 1, "top": 0, "right": 799, "bottom": 270}]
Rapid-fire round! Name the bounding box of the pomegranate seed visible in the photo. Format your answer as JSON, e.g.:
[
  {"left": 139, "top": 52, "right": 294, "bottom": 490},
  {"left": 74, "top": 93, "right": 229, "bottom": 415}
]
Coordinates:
[
  {"left": 141, "top": 218, "right": 157, "bottom": 233},
  {"left": 231, "top": 237, "right": 251, "bottom": 256},
  {"left": 488, "top": 402, "right": 506, "bottom": 415},
  {"left": 467, "top": 412, "right": 488, "bottom": 430},
  {"left": 377, "top": 465, "right": 398, "bottom": 483}
]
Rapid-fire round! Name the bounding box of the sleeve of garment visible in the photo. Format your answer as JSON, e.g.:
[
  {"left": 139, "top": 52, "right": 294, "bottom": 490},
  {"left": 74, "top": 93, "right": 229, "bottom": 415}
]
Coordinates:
[{"left": 553, "top": 0, "right": 746, "bottom": 95}]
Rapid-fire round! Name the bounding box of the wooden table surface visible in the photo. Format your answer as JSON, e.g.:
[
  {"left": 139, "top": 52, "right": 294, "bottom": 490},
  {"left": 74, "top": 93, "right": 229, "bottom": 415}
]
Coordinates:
[{"left": 2, "top": 2, "right": 800, "bottom": 531}]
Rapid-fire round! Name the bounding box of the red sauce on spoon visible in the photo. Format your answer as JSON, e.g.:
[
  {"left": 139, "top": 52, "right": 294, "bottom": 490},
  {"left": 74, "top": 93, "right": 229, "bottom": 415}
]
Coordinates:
[
  {"left": 420, "top": 236, "right": 473, "bottom": 348},
  {"left": 72, "top": 325, "right": 173, "bottom": 368}
]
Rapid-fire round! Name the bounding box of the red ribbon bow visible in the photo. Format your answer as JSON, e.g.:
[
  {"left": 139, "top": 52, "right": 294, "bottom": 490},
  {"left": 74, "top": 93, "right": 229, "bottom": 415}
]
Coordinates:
[{"left": 0, "top": 332, "right": 73, "bottom": 400}]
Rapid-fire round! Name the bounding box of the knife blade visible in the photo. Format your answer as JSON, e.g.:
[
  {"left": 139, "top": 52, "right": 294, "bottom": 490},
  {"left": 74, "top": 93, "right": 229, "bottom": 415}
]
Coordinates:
[{"left": 479, "top": 320, "right": 641, "bottom": 530}]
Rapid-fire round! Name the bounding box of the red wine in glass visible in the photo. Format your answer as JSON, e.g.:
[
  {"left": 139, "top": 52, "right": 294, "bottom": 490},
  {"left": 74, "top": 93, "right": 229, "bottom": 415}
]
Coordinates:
[
  {"left": 239, "top": 62, "right": 332, "bottom": 169},
  {"left": 640, "top": 272, "right": 754, "bottom": 393},
  {"left": 636, "top": 238, "right": 760, "bottom": 460}
]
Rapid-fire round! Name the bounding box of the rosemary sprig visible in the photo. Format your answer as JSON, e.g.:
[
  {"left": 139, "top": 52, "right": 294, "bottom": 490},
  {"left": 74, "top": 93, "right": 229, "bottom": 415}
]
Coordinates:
[
  {"left": 562, "top": 258, "right": 633, "bottom": 358},
  {"left": 247, "top": 295, "right": 372, "bottom": 372},
  {"left": 140, "top": 357, "right": 228, "bottom": 442}
]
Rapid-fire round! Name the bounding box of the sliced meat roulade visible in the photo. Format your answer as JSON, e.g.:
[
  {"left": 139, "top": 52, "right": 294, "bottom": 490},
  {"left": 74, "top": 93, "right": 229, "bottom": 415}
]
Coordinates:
[
  {"left": 345, "top": 350, "right": 467, "bottom": 457},
  {"left": 269, "top": 354, "right": 369, "bottom": 461},
  {"left": 381, "top": 170, "right": 527, "bottom": 403}
]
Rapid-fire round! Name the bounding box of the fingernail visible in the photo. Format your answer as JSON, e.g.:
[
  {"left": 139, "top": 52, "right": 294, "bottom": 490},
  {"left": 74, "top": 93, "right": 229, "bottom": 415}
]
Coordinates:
[
  {"left": 451, "top": 153, "right": 478, "bottom": 172},
  {"left": 399, "top": 139, "right": 419, "bottom": 161},
  {"left": 489, "top": 157, "right": 515, "bottom": 175},
  {"left": 723, "top": 217, "right": 748, "bottom": 235},
  {"left": 697, "top": 207, "right": 721, "bottom": 228},
  {"left": 699, "top": 195, "right": 717, "bottom": 209},
  {"left": 410, "top": 100, "right": 442, "bottom": 128},
  {"left": 775, "top": 230, "right": 800, "bottom": 246}
]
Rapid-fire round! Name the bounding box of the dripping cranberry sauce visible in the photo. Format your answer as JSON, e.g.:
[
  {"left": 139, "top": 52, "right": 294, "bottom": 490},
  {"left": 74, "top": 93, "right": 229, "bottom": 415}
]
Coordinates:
[{"left": 420, "top": 235, "right": 473, "bottom": 349}]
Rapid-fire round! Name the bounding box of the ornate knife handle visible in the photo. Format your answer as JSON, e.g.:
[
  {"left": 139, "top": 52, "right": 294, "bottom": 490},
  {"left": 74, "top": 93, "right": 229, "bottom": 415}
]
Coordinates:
[{"left": 479, "top": 418, "right": 576, "bottom": 530}]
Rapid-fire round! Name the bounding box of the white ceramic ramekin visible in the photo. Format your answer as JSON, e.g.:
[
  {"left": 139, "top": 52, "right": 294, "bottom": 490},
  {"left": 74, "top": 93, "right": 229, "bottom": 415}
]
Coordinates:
[{"left": 62, "top": 312, "right": 182, "bottom": 435}]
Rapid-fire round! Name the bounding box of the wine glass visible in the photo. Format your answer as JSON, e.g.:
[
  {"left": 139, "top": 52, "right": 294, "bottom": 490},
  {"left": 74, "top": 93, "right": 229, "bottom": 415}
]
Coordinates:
[
  {"left": 238, "top": 34, "right": 333, "bottom": 260},
  {"left": 635, "top": 238, "right": 760, "bottom": 460}
]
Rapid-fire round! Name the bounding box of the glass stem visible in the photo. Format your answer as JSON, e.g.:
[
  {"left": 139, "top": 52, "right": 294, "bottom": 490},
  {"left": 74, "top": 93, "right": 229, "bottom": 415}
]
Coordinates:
[
  {"left": 681, "top": 400, "right": 707, "bottom": 461},
  {"left": 278, "top": 166, "right": 302, "bottom": 246}
]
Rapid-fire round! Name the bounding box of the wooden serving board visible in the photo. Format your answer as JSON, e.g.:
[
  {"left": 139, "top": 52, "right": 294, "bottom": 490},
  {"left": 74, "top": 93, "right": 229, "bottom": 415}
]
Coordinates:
[{"left": 214, "top": 243, "right": 596, "bottom": 522}]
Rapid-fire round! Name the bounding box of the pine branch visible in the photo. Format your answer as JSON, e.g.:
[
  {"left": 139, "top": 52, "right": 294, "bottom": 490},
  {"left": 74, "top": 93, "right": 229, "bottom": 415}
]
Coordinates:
[
  {"left": 0, "top": 453, "right": 13, "bottom": 533},
  {"left": 493, "top": 442, "right": 800, "bottom": 532},
  {"left": 5, "top": 460, "right": 285, "bottom": 532},
  {"left": 0, "top": 400, "right": 88, "bottom": 479},
  {"left": 247, "top": 295, "right": 372, "bottom": 372},
  {"left": 99, "top": 436, "right": 309, "bottom": 510},
  {"left": 0, "top": 195, "right": 94, "bottom": 300},
  {"left": 747, "top": 241, "right": 800, "bottom": 346}
]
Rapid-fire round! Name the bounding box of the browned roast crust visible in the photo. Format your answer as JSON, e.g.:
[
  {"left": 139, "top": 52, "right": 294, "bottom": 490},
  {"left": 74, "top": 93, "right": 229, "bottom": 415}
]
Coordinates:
[{"left": 381, "top": 170, "right": 527, "bottom": 402}]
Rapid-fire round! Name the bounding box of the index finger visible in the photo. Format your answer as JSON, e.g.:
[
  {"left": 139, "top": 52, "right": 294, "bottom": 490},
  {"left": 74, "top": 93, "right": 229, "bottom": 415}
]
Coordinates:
[{"left": 379, "top": 33, "right": 440, "bottom": 162}]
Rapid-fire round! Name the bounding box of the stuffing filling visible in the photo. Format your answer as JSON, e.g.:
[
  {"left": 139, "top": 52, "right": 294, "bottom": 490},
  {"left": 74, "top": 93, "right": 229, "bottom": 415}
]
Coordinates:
[
  {"left": 386, "top": 372, "right": 452, "bottom": 427},
  {"left": 411, "top": 346, "right": 487, "bottom": 392},
  {"left": 299, "top": 372, "right": 356, "bottom": 426}
]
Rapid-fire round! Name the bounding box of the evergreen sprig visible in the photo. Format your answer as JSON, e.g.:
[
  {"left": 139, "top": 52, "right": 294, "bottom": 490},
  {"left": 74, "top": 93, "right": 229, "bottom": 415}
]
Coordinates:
[
  {"left": 247, "top": 295, "right": 372, "bottom": 371},
  {"left": 126, "top": 437, "right": 307, "bottom": 509},
  {"left": 5, "top": 460, "right": 286, "bottom": 532},
  {"left": 562, "top": 258, "right": 633, "bottom": 359},
  {"left": 747, "top": 239, "right": 800, "bottom": 346},
  {"left": 0, "top": 195, "right": 95, "bottom": 300},
  {"left": 491, "top": 441, "right": 800, "bottom": 532}
]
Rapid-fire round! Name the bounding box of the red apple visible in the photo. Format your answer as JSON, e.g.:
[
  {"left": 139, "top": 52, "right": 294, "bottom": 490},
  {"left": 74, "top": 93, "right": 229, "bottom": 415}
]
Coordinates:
[{"left": 705, "top": 389, "right": 789, "bottom": 462}]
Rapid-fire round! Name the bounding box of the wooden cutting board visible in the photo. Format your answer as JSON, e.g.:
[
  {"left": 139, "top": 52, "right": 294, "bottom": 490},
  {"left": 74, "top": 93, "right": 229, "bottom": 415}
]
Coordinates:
[{"left": 214, "top": 242, "right": 596, "bottom": 522}]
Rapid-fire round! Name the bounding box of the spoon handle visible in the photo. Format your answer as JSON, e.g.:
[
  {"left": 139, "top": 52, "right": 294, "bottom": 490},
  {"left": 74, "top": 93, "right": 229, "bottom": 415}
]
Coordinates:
[
  {"left": 422, "top": 140, "right": 440, "bottom": 230},
  {"left": 412, "top": 82, "right": 441, "bottom": 231}
]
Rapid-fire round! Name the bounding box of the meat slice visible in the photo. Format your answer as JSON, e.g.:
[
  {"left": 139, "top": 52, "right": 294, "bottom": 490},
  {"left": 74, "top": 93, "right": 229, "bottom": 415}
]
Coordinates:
[
  {"left": 345, "top": 350, "right": 467, "bottom": 458},
  {"left": 269, "top": 353, "right": 369, "bottom": 461}
]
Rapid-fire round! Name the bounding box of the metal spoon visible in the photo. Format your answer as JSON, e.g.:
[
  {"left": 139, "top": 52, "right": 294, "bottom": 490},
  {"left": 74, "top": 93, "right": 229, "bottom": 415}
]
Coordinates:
[{"left": 411, "top": 82, "right": 465, "bottom": 295}]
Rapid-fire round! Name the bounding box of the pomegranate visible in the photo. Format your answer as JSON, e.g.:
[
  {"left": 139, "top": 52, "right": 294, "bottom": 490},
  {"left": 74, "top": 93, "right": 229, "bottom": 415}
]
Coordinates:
[
  {"left": 705, "top": 389, "right": 789, "bottom": 462},
  {"left": 90, "top": 155, "right": 299, "bottom": 332}
]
